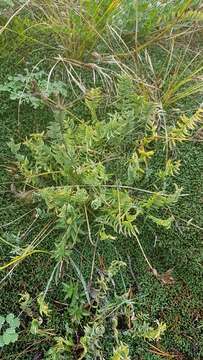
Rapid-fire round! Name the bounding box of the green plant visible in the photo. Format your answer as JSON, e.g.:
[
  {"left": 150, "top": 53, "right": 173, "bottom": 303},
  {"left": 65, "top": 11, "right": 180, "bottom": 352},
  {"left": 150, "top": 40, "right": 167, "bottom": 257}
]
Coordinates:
[
  {"left": 0, "top": 1, "right": 203, "bottom": 359},
  {"left": 113, "top": 0, "right": 203, "bottom": 53},
  {"left": 0, "top": 0, "right": 25, "bottom": 15},
  {"left": 3, "top": 75, "right": 202, "bottom": 279},
  {"left": 0, "top": 313, "right": 20, "bottom": 348},
  {"left": 24, "top": 260, "right": 166, "bottom": 360},
  {"left": 0, "top": 69, "right": 68, "bottom": 109},
  {"left": 132, "top": 314, "right": 167, "bottom": 341},
  {"left": 0, "top": 62, "right": 112, "bottom": 110},
  {"left": 23, "top": 0, "right": 121, "bottom": 60},
  {"left": 111, "top": 343, "right": 130, "bottom": 360},
  {"left": 168, "top": 107, "right": 203, "bottom": 146},
  {"left": 62, "top": 282, "right": 89, "bottom": 324},
  {"left": 45, "top": 337, "right": 73, "bottom": 360}
]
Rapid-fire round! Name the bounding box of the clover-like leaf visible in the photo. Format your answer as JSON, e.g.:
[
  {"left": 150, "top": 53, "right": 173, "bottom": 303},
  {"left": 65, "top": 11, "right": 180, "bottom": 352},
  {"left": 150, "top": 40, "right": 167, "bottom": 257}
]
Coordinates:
[
  {"left": 6, "top": 313, "right": 20, "bottom": 328},
  {"left": 3, "top": 328, "right": 18, "bottom": 345}
]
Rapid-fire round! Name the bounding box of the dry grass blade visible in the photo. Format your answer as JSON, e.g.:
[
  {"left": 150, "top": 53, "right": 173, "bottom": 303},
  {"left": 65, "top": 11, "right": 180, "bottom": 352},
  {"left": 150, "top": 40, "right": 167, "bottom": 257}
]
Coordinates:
[
  {"left": 148, "top": 343, "right": 181, "bottom": 359},
  {"left": 29, "top": 0, "right": 121, "bottom": 60},
  {"left": 0, "top": 0, "right": 31, "bottom": 35}
]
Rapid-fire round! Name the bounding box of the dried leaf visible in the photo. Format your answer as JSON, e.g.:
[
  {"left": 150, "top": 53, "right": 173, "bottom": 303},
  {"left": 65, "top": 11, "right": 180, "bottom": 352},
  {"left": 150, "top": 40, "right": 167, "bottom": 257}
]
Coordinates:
[
  {"left": 150, "top": 268, "right": 175, "bottom": 285},
  {"left": 159, "top": 269, "right": 175, "bottom": 285},
  {"left": 10, "top": 183, "right": 34, "bottom": 203},
  {"left": 193, "top": 127, "right": 203, "bottom": 140}
]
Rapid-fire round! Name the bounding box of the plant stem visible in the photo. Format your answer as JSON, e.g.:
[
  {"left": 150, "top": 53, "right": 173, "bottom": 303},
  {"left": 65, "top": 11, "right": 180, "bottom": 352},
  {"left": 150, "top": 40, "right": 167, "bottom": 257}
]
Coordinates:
[{"left": 134, "top": 234, "right": 154, "bottom": 271}]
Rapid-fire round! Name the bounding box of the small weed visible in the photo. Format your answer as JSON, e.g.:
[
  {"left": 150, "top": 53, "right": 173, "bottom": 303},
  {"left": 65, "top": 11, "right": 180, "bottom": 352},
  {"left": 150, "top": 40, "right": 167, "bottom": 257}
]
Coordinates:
[{"left": 0, "top": 313, "right": 20, "bottom": 348}]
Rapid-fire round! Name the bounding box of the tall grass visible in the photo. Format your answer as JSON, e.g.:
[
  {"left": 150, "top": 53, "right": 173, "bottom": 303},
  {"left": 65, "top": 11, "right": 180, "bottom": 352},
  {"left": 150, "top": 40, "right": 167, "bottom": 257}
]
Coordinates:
[{"left": 29, "top": 0, "right": 121, "bottom": 60}]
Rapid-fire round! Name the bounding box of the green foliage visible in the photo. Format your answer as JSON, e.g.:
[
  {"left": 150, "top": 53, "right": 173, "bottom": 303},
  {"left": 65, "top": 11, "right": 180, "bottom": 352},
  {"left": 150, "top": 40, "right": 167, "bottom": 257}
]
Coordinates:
[
  {"left": 0, "top": 0, "right": 25, "bottom": 15},
  {"left": 23, "top": 0, "right": 121, "bottom": 60},
  {"left": 142, "top": 321, "right": 167, "bottom": 341},
  {"left": 0, "top": 5, "right": 32, "bottom": 61},
  {"left": 3, "top": 75, "right": 200, "bottom": 358},
  {"left": 0, "top": 69, "right": 68, "bottom": 108},
  {"left": 0, "top": 313, "right": 20, "bottom": 348},
  {"left": 158, "top": 159, "right": 181, "bottom": 180},
  {"left": 37, "top": 293, "right": 51, "bottom": 317},
  {"left": 111, "top": 343, "right": 130, "bottom": 360},
  {"left": 132, "top": 314, "right": 167, "bottom": 341},
  {"left": 5, "top": 76, "right": 201, "bottom": 272},
  {"left": 115, "top": 0, "right": 202, "bottom": 43},
  {"left": 80, "top": 322, "right": 106, "bottom": 360},
  {"left": 35, "top": 261, "right": 166, "bottom": 359},
  {"left": 148, "top": 215, "right": 174, "bottom": 230},
  {"left": 45, "top": 337, "right": 73, "bottom": 360},
  {"left": 169, "top": 107, "right": 203, "bottom": 146},
  {"left": 62, "top": 282, "right": 89, "bottom": 324},
  {"left": 0, "top": 2, "right": 202, "bottom": 358},
  {"left": 14, "top": 257, "right": 167, "bottom": 359},
  {"left": 19, "top": 292, "right": 33, "bottom": 317},
  {"left": 5, "top": 77, "right": 189, "bottom": 261}
]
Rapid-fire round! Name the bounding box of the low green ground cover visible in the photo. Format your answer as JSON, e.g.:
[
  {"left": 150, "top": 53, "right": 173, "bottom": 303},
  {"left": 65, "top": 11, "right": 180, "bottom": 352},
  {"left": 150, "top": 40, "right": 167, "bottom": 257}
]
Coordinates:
[{"left": 0, "top": 1, "right": 202, "bottom": 359}]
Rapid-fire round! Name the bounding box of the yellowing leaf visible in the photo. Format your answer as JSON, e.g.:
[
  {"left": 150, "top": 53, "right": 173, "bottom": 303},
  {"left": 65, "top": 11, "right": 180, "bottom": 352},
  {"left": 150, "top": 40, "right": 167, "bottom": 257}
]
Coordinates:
[
  {"left": 111, "top": 343, "right": 130, "bottom": 360},
  {"left": 148, "top": 215, "right": 173, "bottom": 229},
  {"left": 37, "top": 293, "right": 51, "bottom": 317},
  {"left": 142, "top": 321, "right": 167, "bottom": 341}
]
